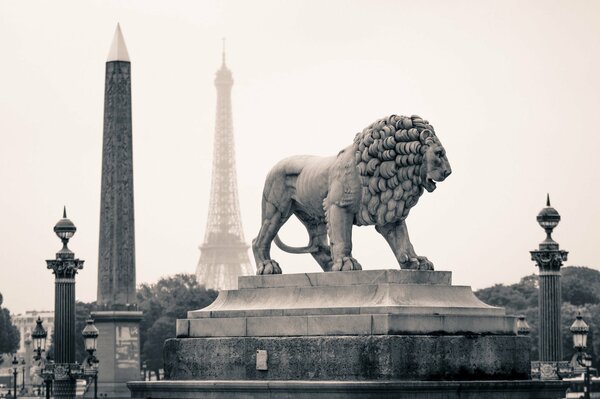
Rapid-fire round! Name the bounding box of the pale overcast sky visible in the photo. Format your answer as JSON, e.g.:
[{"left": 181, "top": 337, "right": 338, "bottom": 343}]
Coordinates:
[{"left": 1, "top": 0, "right": 599, "bottom": 314}]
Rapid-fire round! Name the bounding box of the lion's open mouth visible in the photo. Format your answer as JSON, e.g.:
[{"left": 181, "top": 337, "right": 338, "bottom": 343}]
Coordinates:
[{"left": 424, "top": 177, "right": 437, "bottom": 192}]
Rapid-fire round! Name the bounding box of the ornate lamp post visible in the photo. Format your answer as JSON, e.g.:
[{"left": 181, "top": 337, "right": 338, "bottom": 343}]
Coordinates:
[
  {"left": 571, "top": 313, "right": 592, "bottom": 399},
  {"left": 516, "top": 315, "right": 531, "bottom": 336},
  {"left": 82, "top": 318, "right": 99, "bottom": 399},
  {"left": 12, "top": 355, "right": 18, "bottom": 399},
  {"left": 31, "top": 317, "right": 47, "bottom": 361},
  {"left": 142, "top": 361, "right": 147, "bottom": 381},
  {"left": 31, "top": 317, "right": 52, "bottom": 399},
  {"left": 21, "top": 358, "right": 25, "bottom": 391},
  {"left": 44, "top": 208, "right": 84, "bottom": 399},
  {"left": 530, "top": 195, "right": 568, "bottom": 377}
]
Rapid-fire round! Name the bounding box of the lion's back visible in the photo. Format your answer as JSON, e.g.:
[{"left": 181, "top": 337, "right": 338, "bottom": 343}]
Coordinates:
[{"left": 264, "top": 154, "right": 336, "bottom": 219}]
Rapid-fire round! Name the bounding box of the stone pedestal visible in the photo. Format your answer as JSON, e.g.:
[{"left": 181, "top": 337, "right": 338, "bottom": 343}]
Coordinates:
[
  {"left": 92, "top": 311, "right": 143, "bottom": 398},
  {"left": 128, "top": 380, "right": 570, "bottom": 399},
  {"left": 168, "top": 269, "right": 529, "bottom": 381}
]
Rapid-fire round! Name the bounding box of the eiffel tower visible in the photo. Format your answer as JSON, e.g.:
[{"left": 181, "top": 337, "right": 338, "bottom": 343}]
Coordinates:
[{"left": 195, "top": 45, "right": 254, "bottom": 290}]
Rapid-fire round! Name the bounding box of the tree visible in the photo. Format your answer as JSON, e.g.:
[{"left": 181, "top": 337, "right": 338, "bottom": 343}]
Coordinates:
[
  {"left": 44, "top": 274, "right": 217, "bottom": 378},
  {"left": 562, "top": 267, "right": 600, "bottom": 306},
  {"left": 0, "top": 293, "right": 20, "bottom": 364},
  {"left": 137, "top": 274, "right": 217, "bottom": 378},
  {"left": 475, "top": 266, "right": 600, "bottom": 366}
]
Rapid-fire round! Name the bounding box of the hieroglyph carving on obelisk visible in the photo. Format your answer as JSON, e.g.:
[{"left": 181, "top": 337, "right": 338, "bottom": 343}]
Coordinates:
[{"left": 97, "top": 23, "right": 137, "bottom": 309}]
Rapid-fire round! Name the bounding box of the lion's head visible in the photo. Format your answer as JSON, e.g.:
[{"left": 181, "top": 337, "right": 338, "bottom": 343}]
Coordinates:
[
  {"left": 419, "top": 129, "right": 452, "bottom": 193},
  {"left": 353, "top": 115, "right": 451, "bottom": 226}
]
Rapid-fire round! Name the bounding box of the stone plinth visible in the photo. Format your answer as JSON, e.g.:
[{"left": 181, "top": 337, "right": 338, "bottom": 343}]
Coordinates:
[
  {"left": 128, "top": 380, "right": 570, "bottom": 399},
  {"left": 167, "top": 270, "right": 529, "bottom": 381},
  {"left": 92, "top": 311, "right": 142, "bottom": 398}
]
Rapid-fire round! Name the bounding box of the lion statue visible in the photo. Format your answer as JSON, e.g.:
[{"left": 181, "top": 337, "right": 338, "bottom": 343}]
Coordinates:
[{"left": 252, "top": 114, "right": 451, "bottom": 274}]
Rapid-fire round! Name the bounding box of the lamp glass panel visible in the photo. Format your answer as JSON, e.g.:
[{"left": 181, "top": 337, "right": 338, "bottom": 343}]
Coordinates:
[
  {"left": 573, "top": 333, "right": 585, "bottom": 349},
  {"left": 84, "top": 336, "right": 97, "bottom": 351}
]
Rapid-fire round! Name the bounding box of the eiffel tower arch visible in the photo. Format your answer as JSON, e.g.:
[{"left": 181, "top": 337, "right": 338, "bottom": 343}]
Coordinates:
[{"left": 196, "top": 46, "right": 254, "bottom": 290}]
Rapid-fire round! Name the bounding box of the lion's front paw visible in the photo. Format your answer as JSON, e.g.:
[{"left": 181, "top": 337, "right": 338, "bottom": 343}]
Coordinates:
[
  {"left": 399, "top": 255, "right": 434, "bottom": 271},
  {"left": 415, "top": 256, "right": 434, "bottom": 271},
  {"left": 256, "top": 260, "right": 282, "bottom": 275},
  {"left": 332, "top": 256, "right": 362, "bottom": 272}
]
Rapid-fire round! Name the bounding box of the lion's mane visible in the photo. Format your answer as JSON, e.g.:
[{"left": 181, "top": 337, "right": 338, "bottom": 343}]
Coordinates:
[{"left": 353, "top": 115, "right": 440, "bottom": 226}]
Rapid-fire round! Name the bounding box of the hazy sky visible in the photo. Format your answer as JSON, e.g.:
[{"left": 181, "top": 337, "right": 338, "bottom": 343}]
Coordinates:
[{"left": 1, "top": 0, "right": 599, "bottom": 315}]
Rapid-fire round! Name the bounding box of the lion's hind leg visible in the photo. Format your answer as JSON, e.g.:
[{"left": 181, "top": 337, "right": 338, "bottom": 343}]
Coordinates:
[
  {"left": 253, "top": 201, "right": 291, "bottom": 275},
  {"left": 253, "top": 168, "right": 294, "bottom": 275}
]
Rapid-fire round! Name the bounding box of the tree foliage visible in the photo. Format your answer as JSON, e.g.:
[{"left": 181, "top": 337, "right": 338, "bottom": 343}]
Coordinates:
[
  {"left": 137, "top": 274, "right": 218, "bottom": 377},
  {"left": 475, "top": 266, "right": 600, "bottom": 365},
  {"left": 46, "top": 275, "right": 216, "bottom": 377},
  {"left": 0, "top": 293, "right": 21, "bottom": 364}
]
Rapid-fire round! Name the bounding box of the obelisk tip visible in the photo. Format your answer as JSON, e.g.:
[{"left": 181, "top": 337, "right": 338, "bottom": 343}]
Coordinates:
[{"left": 107, "top": 23, "right": 130, "bottom": 62}]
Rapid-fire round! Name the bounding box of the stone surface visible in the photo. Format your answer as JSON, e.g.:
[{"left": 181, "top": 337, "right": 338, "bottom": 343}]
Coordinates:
[
  {"left": 96, "top": 28, "right": 141, "bottom": 398},
  {"left": 164, "top": 335, "right": 530, "bottom": 381},
  {"left": 92, "top": 311, "right": 143, "bottom": 398},
  {"left": 187, "top": 270, "right": 502, "bottom": 322},
  {"left": 183, "top": 270, "right": 510, "bottom": 338},
  {"left": 178, "top": 314, "right": 517, "bottom": 338},
  {"left": 97, "top": 54, "right": 136, "bottom": 308},
  {"left": 129, "top": 380, "right": 572, "bottom": 399},
  {"left": 170, "top": 270, "right": 525, "bottom": 382},
  {"left": 238, "top": 269, "right": 451, "bottom": 289}
]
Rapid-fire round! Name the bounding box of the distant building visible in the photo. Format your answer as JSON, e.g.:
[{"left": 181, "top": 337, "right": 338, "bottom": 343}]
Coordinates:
[{"left": 12, "top": 310, "right": 54, "bottom": 355}]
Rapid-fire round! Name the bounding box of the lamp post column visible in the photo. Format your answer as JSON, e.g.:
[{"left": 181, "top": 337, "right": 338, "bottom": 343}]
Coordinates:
[
  {"left": 46, "top": 209, "right": 84, "bottom": 399},
  {"left": 21, "top": 360, "right": 25, "bottom": 391},
  {"left": 531, "top": 195, "right": 568, "bottom": 364},
  {"left": 24, "top": 337, "right": 32, "bottom": 394},
  {"left": 12, "top": 356, "right": 18, "bottom": 399}
]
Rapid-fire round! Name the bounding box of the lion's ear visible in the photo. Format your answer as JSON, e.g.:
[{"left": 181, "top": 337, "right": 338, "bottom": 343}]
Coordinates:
[{"left": 420, "top": 129, "right": 434, "bottom": 145}]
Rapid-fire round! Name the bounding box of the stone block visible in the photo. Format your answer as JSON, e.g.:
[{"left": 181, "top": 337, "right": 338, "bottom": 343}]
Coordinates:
[
  {"left": 188, "top": 273, "right": 501, "bottom": 320},
  {"left": 183, "top": 313, "right": 516, "bottom": 338},
  {"left": 164, "top": 335, "right": 531, "bottom": 381},
  {"left": 176, "top": 319, "right": 189, "bottom": 337},
  {"left": 307, "top": 315, "right": 372, "bottom": 336},
  {"left": 189, "top": 317, "right": 247, "bottom": 338},
  {"left": 128, "top": 379, "right": 572, "bottom": 399},
  {"left": 247, "top": 316, "right": 308, "bottom": 337},
  {"left": 237, "top": 269, "right": 451, "bottom": 289},
  {"left": 372, "top": 314, "right": 517, "bottom": 335}
]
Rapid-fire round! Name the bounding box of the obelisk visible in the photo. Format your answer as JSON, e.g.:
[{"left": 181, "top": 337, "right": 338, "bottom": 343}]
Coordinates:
[{"left": 91, "top": 24, "right": 142, "bottom": 398}]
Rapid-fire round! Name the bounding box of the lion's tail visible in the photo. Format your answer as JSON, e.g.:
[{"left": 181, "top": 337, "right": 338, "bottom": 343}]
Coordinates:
[{"left": 274, "top": 235, "right": 319, "bottom": 254}]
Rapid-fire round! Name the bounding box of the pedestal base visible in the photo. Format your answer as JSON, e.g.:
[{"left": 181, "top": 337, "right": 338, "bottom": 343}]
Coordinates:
[
  {"left": 169, "top": 270, "right": 528, "bottom": 381},
  {"left": 166, "top": 334, "right": 530, "bottom": 381},
  {"left": 91, "top": 310, "right": 143, "bottom": 399},
  {"left": 128, "top": 380, "right": 570, "bottom": 399}
]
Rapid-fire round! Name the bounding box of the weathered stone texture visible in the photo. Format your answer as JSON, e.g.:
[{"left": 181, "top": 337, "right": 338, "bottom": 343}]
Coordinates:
[
  {"left": 97, "top": 60, "right": 137, "bottom": 308},
  {"left": 128, "top": 379, "right": 573, "bottom": 399},
  {"left": 164, "top": 335, "right": 530, "bottom": 381}
]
